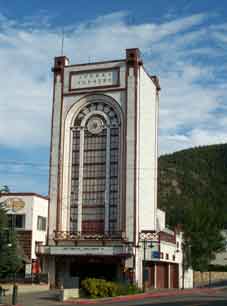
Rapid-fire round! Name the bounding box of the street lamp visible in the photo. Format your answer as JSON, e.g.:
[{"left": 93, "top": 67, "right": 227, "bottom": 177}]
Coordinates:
[
  {"left": 139, "top": 232, "right": 159, "bottom": 292},
  {"left": 142, "top": 240, "right": 153, "bottom": 292}
]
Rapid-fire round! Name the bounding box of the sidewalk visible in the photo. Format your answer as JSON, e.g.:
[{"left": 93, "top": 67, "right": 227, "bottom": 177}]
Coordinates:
[
  {"left": 64, "top": 287, "right": 224, "bottom": 304},
  {"left": 0, "top": 284, "right": 50, "bottom": 306},
  {"left": 0, "top": 283, "right": 49, "bottom": 294},
  {"left": 0, "top": 286, "right": 224, "bottom": 306}
]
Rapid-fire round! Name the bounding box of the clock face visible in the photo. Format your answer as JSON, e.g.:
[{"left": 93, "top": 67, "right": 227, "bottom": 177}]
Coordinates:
[{"left": 87, "top": 116, "right": 104, "bottom": 134}]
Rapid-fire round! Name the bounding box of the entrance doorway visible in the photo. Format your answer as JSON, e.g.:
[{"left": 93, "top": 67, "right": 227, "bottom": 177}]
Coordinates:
[
  {"left": 169, "top": 263, "right": 179, "bottom": 288},
  {"left": 70, "top": 258, "right": 118, "bottom": 283}
]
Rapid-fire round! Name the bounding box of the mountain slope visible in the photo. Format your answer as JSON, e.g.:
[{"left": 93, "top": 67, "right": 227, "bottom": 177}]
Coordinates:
[{"left": 158, "top": 143, "right": 227, "bottom": 227}]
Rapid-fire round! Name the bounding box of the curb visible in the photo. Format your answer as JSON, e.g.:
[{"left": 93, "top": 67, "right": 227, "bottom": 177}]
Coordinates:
[{"left": 64, "top": 287, "right": 221, "bottom": 304}]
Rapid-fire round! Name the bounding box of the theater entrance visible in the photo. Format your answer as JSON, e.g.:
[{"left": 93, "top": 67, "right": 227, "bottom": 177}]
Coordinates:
[
  {"left": 70, "top": 260, "right": 118, "bottom": 282},
  {"left": 56, "top": 256, "right": 121, "bottom": 288}
]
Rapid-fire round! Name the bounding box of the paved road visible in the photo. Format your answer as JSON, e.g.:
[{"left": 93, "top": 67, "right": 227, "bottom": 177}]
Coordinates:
[
  {"left": 1, "top": 285, "right": 227, "bottom": 306},
  {"left": 3, "top": 288, "right": 227, "bottom": 306},
  {"left": 103, "top": 294, "right": 227, "bottom": 306}
]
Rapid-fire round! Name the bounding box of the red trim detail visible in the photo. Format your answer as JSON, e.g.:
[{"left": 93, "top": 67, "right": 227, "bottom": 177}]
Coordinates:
[
  {"left": 159, "top": 231, "right": 176, "bottom": 244},
  {"left": 63, "top": 87, "right": 126, "bottom": 96},
  {"left": 126, "top": 48, "right": 142, "bottom": 244},
  {"left": 47, "top": 63, "right": 57, "bottom": 241},
  {"left": 50, "top": 56, "right": 67, "bottom": 233},
  {"left": 56, "top": 58, "right": 65, "bottom": 232}
]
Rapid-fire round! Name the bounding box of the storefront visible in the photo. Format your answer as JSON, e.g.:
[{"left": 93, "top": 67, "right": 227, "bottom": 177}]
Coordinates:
[
  {"left": 40, "top": 244, "right": 134, "bottom": 288},
  {"left": 144, "top": 262, "right": 179, "bottom": 289},
  {"left": 55, "top": 256, "right": 122, "bottom": 287}
]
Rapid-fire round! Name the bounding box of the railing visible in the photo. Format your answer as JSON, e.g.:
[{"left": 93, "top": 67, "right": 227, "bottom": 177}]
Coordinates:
[
  {"left": 139, "top": 230, "right": 176, "bottom": 244},
  {"left": 54, "top": 230, "right": 127, "bottom": 241}
]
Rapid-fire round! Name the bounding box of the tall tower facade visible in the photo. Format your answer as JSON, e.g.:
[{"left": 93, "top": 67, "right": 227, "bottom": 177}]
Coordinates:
[{"left": 44, "top": 49, "right": 160, "bottom": 288}]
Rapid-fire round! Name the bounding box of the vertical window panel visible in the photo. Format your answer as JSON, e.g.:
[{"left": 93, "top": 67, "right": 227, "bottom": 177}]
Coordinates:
[
  {"left": 70, "top": 130, "right": 80, "bottom": 231},
  {"left": 82, "top": 129, "right": 106, "bottom": 233},
  {"left": 70, "top": 103, "right": 120, "bottom": 235}
]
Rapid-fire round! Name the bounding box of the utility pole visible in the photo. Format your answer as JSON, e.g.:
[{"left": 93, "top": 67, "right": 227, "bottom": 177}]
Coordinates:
[
  {"left": 142, "top": 239, "right": 147, "bottom": 292},
  {"left": 182, "top": 243, "right": 185, "bottom": 290},
  {"left": 11, "top": 200, "right": 18, "bottom": 305}
]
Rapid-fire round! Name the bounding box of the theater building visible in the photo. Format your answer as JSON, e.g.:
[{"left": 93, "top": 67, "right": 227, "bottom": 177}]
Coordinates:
[{"left": 38, "top": 48, "right": 192, "bottom": 289}]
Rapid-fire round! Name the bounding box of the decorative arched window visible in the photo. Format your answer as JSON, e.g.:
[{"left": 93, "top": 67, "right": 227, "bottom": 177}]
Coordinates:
[{"left": 70, "top": 101, "right": 121, "bottom": 235}]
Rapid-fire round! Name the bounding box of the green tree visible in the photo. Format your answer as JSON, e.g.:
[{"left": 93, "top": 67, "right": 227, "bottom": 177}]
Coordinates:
[
  {"left": 0, "top": 204, "right": 23, "bottom": 278},
  {"left": 158, "top": 144, "right": 227, "bottom": 271},
  {"left": 182, "top": 201, "right": 225, "bottom": 271}
]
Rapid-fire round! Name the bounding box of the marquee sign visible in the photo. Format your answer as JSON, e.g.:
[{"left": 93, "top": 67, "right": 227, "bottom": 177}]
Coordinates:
[
  {"left": 69, "top": 68, "right": 119, "bottom": 90},
  {"left": 50, "top": 245, "right": 133, "bottom": 256}
]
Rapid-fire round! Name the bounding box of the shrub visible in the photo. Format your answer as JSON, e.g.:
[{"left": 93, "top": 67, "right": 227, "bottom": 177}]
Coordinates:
[
  {"left": 81, "top": 278, "right": 141, "bottom": 298},
  {"left": 118, "top": 283, "right": 142, "bottom": 295}
]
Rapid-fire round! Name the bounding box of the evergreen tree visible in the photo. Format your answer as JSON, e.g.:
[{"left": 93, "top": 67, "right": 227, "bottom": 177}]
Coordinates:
[
  {"left": 182, "top": 201, "right": 225, "bottom": 271},
  {"left": 0, "top": 204, "right": 23, "bottom": 278},
  {"left": 158, "top": 144, "right": 227, "bottom": 271}
]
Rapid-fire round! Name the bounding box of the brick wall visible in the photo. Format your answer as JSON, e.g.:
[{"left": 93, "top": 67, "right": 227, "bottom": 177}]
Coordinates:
[{"left": 16, "top": 230, "right": 32, "bottom": 259}]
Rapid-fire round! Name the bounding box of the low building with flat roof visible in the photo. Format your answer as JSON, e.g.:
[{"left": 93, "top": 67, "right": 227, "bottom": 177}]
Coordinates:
[{"left": 0, "top": 192, "right": 48, "bottom": 277}]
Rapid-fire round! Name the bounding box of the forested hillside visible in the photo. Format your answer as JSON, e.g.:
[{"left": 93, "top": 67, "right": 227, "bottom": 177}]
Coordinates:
[{"left": 158, "top": 143, "right": 227, "bottom": 228}]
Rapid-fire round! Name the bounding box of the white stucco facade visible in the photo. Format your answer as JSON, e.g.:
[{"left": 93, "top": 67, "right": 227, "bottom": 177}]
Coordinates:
[
  {"left": 138, "top": 66, "right": 158, "bottom": 232},
  {"left": 40, "top": 48, "right": 193, "bottom": 290},
  {"left": 211, "top": 230, "right": 227, "bottom": 266}
]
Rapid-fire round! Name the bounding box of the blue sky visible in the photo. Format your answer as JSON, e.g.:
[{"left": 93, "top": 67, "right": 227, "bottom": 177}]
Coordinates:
[{"left": 0, "top": 0, "right": 227, "bottom": 195}]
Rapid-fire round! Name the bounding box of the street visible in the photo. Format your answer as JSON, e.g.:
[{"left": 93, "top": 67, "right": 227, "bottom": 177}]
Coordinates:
[{"left": 103, "top": 294, "right": 227, "bottom": 306}]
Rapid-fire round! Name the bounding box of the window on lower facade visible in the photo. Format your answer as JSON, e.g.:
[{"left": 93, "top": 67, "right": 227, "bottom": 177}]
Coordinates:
[
  {"left": 37, "top": 216, "right": 47, "bottom": 231},
  {"left": 7, "top": 214, "right": 25, "bottom": 229}
]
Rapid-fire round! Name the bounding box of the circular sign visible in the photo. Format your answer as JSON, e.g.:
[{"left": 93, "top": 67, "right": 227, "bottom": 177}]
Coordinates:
[
  {"left": 87, "top": 117, "right": 104, "bottom": 134},
  {"left": 5, "top": 198, "right": 25, "bottom": 212}
]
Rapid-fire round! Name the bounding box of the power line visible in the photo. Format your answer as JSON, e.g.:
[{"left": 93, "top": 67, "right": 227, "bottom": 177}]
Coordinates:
[{"left": 0, "top": 160, "right": 158, "bottom": 169}]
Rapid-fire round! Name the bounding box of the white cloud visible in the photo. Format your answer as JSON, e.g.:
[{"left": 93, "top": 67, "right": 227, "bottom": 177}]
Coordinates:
[
  {"left": 190, "top": 129, "right": 227, "bottom": 146},
  {"left": 160, "top": 129, "right": 227, "bottom": 155},
  {"left": 0, "top": 11, "right": 227, "bottom": 156}
]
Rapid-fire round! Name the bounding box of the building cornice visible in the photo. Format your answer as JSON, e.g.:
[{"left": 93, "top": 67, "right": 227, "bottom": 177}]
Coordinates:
[{"left": 0, "top": 192, "right": 48, "bottom": 200}]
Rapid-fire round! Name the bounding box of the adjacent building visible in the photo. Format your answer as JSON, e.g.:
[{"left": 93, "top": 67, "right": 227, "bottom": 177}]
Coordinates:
[
  {"left": 211, "top": 230, "right": 227, "bottom": 266},
  {"left": 38, "top": 48, "right": 193, "bottom": 289},
  {"left": 0, "top": 192, "right": 48, "bottom": 276}
]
